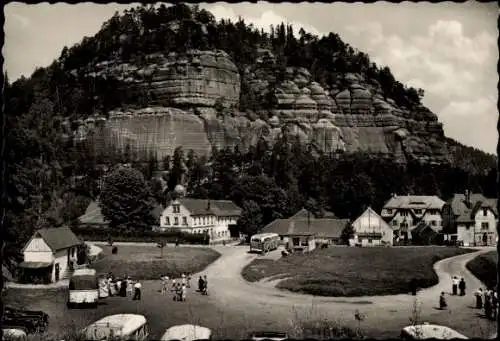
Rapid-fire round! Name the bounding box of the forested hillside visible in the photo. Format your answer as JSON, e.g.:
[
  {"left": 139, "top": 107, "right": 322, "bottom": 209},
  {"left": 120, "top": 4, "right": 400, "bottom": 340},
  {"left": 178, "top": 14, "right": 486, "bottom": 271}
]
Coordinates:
[{"left": 3, "top": 3, "right": 496, "bottom": 266}]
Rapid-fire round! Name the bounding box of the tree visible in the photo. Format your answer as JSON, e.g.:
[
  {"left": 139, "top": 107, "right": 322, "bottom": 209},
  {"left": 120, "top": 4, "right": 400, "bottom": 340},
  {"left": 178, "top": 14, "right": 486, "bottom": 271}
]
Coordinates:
[
  {"left": 99, "top": 166, "right": 156, "bottom": 233},
  {"left": 238, "top": 200, "right": 263, "bottom": 239},
  {"left": 340, "top": 222, "right": 355, "bottom": 245}
]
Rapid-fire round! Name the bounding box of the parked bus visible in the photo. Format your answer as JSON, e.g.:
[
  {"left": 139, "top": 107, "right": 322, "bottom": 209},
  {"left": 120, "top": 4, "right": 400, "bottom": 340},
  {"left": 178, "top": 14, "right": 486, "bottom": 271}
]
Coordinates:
[
  {"left": 67, "top": 268, "right": 99, "bottom": 308},
  {"left": 250, "top": 233, "right": 280, "bottom": 254},
  {"left": 82, "top": 314, "right": 149, "bottom": 341}
]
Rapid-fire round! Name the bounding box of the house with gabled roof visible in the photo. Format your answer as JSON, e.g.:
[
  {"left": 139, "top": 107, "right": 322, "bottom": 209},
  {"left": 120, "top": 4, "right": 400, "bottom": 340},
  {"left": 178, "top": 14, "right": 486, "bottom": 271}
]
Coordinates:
[
  {"left": 290, "top": 208, "right": 337, "bottom": 219},
  {"left": 19, "top": 227, "right": 82, "bottom": 284},
  {"left": 380, "top": 194, "right": 446, "bottom": 243},
  {"left": 444, "top": 191, "right": 498, "bottom": 246},
  {"left": 160, "top": 198, "right": 242, "bottom": 242},
  {"left": 351, "top": 207, "right": 394, "bottom": 246}
]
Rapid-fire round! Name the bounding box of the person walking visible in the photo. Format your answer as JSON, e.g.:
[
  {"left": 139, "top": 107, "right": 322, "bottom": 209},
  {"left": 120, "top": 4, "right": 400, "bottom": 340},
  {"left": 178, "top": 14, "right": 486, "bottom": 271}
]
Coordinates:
[
  {"left": 439, "top": 292, "right": 447, "bottom": 310},
  {"left": 198, "top": 276, "right": 204, "bottom": 293},
  {"left": 474, "top": 288, "right": 483, "bottom": 309},
  {"left": 452, "top": 276, "right": 459, "bottom": 295},
  {"left": 410, "top": 278, "right": 417, "bottom": 296},
  {"left": 492, "top": 290, "right": 498, "bottom": 320},
  {"left": 161, "top": 275, "right": 169, "bottom": 296},
  {"left": 133, "top": 280, "right": 142, "bottom": 300},
  {"left": 181, "top": 284, "right": 187, "bottom": 302},
  {"left": 484, "top": 290, "right": 492, "bottom": 319},
  {"left": 458, "top": 278, "right": 466, "bottom": 296},
  {"left": 203, "top": 275, "right": 208, "bottom": 295}
]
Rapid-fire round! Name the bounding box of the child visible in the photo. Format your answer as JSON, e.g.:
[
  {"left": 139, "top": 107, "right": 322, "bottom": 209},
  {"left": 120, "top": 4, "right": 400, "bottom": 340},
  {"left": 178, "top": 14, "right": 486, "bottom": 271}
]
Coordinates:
[
  {"left": 161, "top": 275, "right": 169, "bottom": 295},
  {"left": 181, "top": 284, "right": 187, "bottom": 302},
  {"left": 439, "top": 292, "right": 447, "bottom": 310}
]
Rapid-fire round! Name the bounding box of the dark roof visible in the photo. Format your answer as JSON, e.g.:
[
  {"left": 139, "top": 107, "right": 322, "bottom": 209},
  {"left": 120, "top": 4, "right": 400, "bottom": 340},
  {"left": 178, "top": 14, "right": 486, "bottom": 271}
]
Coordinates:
[
  {"left": 411, "top": 222, "right": 438, "bottom": 236},
  {"left": 79, "top": 201, "right": 164, "bottom": 224},
  {"left": 290, "top": 208, "right": 337, "bottom": 219},
  {"left": 449, "top": 193, "right": 498, "bottom": 223},
  {"left": 383, "top": 195, "right": 445, "bottom": 210},
  {"left": 179, "top": 199, "right": 242, "bottom": 217},
  {"left": 24, "top": 227, "right": 82, "bottom": 252},
  {"left": 260, "top": 218, "right": 349, "bottom": 239}
]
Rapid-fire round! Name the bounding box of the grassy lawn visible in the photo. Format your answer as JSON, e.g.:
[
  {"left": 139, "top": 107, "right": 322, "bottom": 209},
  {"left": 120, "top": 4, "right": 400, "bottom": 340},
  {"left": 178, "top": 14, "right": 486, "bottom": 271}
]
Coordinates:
[
  {"left": 242, "top": 246, "right": 476, "bottom": 297},
  {"left": 91, "top": 245, "right": 220, "bottom": 279},
  {"left": 466, "top": 251, "right": 497, "bottom": 289}
]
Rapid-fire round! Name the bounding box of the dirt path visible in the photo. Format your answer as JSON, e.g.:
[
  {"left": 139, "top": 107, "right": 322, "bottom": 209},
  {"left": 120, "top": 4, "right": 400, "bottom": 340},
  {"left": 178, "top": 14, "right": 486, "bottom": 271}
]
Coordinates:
[{"left": 204, "top": 246, "right": 496, "bottom": 338}]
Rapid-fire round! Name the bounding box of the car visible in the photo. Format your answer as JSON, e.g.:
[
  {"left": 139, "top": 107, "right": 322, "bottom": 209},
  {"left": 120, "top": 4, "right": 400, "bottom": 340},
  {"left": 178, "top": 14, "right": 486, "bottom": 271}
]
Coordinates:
[
  {"left": 400, "top": 323, "right": 468, "bottom": 339},
  {"left": 249, "top": 331, "right": 289, "bottom": 341},
  {"left": 3, "top": 307, "right": 49, "bottom": 334}
]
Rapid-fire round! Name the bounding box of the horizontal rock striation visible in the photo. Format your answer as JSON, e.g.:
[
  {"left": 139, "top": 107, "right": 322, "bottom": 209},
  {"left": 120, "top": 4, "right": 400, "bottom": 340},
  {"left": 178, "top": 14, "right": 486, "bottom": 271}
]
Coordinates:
[
  {"left": 74, "top": 48, "right": 449, "bottom": 164},
  {"left": 92, "top": 49, "right": 240, "bottom": 108}
]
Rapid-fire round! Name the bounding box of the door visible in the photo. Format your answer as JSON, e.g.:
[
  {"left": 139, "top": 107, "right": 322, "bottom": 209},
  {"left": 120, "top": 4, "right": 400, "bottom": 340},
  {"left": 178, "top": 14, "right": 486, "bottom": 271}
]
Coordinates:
[
  {"left": 55, "top": 263, "right": 60, "bottom": 282},
  {"left": 483, "top": 233, "right": 488, "bottom": 246}
]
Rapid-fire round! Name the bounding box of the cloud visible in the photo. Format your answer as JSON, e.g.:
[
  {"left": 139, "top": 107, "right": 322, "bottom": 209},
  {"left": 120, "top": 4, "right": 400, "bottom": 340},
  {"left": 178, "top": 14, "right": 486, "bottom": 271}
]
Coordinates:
[
  {"left": 207, "top": 7, "right": 497, "bottom": 152},
  {"left": 208, "top": 5, "right": 322, "bottom": 38},
  {"left": 338, "top": 19, "right": 497, "bottom": 153}
]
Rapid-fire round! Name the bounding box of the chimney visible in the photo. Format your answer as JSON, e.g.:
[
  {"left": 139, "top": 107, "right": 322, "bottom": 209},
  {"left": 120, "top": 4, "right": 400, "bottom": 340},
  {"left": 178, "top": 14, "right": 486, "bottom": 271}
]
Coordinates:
[
  {"left": 465, "top": 190, "right": 470, "bottom": 207},
  {"left": 207, "top": 200, "right": 211, "bottom": 210}
]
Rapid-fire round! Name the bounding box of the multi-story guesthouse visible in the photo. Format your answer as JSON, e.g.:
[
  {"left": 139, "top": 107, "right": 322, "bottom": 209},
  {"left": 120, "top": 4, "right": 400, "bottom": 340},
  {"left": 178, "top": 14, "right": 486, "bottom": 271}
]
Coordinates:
[
  {"left": 443, "top": 191, "right": 498, "bottom": 246},
  {"left": 380, "top": 194, "right": 446, "bottom": 243},
  {"left": 19, "top": 227, "right": 82, "bottom": 284},
  {"left": 350, "top": 207, "right": 394, "bottom": 246},
  {"left": 160, "top": 198, "right": 242, "bottom": 242}
]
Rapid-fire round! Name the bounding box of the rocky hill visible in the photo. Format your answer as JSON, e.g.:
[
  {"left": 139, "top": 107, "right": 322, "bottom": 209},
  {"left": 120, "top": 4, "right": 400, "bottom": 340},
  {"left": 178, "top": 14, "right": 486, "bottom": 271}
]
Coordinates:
[{"left": 20, "top": 4, "right": 491, "bottom": 165}]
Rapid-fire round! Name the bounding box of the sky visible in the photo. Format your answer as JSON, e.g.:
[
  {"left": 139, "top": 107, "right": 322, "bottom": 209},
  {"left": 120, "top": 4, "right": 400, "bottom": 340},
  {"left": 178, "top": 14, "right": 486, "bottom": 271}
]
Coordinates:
[{"left": 4, "top": 2, "right": 499, "bottom": 154}]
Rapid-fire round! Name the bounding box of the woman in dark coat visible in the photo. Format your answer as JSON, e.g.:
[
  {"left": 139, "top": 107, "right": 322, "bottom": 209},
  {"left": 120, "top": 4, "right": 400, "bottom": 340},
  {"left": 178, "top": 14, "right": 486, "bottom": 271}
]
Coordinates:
[{"left": 458, "top": 278, "right": 466, "bottom": 296}]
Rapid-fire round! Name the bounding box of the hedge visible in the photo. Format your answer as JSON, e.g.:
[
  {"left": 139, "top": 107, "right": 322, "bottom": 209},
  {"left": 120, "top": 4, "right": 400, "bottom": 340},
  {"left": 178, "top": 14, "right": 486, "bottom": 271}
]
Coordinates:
[{"left": 74, "top": 226, "right": 210, "bottom": 245}]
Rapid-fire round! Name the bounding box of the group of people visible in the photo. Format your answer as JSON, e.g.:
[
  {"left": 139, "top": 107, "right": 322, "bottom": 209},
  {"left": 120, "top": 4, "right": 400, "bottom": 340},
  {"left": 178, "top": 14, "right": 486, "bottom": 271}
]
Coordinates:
[
  {"left": 102, "top": 273, "right": 142, "bottom": 300},
  {"left": 160, "top": 273, "right": 195, "bottom": 301},
  {"left": 439, "top": 276, "right": 468, "bottom": 309},
  {"left": 474, "top": 287, "right": 498, "bottom": 320}
]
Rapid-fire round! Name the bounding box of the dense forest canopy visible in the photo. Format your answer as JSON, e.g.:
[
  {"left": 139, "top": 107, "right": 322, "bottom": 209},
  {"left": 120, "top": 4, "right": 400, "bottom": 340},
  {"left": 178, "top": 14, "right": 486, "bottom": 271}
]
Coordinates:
[{"left": 3, "top": 3, "right": 497, "bottom": 266}]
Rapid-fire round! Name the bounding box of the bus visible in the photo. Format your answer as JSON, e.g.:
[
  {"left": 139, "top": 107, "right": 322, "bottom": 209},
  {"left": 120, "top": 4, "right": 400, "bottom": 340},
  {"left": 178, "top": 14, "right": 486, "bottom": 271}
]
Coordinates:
[
  {"left": 82, "top": 314, "right": 149, "bottom": 341},
  {"left": 67, "top": 268, "right": 99, "bottom": 308},
  {"left": 250, "top": 233, "right": 280, "bottom": 254}
]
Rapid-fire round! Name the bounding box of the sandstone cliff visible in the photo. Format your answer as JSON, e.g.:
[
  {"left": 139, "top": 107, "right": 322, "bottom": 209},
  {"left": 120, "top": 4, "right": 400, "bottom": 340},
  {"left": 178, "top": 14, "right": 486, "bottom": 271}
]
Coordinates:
[{"left": 77, "top": 48, "right": 449, "bottom": 164}]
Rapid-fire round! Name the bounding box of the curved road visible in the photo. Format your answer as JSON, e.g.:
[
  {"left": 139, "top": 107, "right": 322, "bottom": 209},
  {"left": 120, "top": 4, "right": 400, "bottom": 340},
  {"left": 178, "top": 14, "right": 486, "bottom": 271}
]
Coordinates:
[{"left": 202, "top": 245, "right": 496, "bottom": 338}]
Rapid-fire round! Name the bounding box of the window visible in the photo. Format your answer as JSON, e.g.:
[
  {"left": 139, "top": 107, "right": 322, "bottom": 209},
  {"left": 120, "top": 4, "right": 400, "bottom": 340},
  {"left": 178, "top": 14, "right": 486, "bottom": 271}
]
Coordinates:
[
  {"left": 386, "top": 209, "right": 392, "bottom": 214},
  {"left": 193, "top": 218, "right": 196, "bottom": 226},
  {"left": 400, "top": 210, "right": 408, "bottom": 217},
  {"left": 481, "top": 222, "right": 489, "bottom": 230},
  {"left": 483, "top": 208, "right": 488, "bottom": 217},
  {"left": 182, "top": 217, "right": 187, "bottom": 225},
  {"left": 368, "top": 238, "right": 373, "bottom": 243},
  {"left": 292, "top": 237, "right": 300, "bottom": 246},
  {"left": 165, "top": 217, "right": 170, "bottom": 225},
  {"left": 431, "top": 220, "right": 437, "bottom": 226},
  {"left": 392, "top": 220, "right": 398, "bottom": 226},
  {"left": 174, "top": 217, "right": 179, "bottom": 225},
  {"left": 173, "top": 204, "right": 180, "bottom": 213},
  {"left": 203, "top": 217, "right": 206, "bottom": 225},
  {"left": 218, "top": 232, "right": 221, "bottom": 237}
]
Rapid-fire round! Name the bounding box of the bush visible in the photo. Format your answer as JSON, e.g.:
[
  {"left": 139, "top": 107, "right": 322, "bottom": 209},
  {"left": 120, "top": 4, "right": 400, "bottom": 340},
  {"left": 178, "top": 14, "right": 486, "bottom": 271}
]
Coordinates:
[{"left": 74, "top": 226, "right": 210, "bottom": 245}]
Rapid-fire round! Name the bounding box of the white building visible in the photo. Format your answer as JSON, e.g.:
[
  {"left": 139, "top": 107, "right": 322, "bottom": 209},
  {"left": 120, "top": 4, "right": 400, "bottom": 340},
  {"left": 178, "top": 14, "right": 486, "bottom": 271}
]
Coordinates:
[
  {"left": 19, "top": 227, "right": 82, "bottom": 284},
  {"left": 380, "top": 194, "right": 445, "bottom": 242},
  {"left": 159, "top": 198, "right": 242, "bottom": 242},
  {"left": 447, "top": 192, "right": 498, "bottom": 246},
  {"left": 351, "top": 207, "right": 394, "bottom": 246}
]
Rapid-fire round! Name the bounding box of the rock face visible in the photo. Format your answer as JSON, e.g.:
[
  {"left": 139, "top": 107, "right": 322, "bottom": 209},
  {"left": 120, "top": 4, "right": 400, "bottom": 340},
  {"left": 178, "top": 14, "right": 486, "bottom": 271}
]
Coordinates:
[
  {"left": 77, "top": 48, "right": 449, "bottom": 164},
  {"left": 93, "top": 49, "right": 240, "bottom": 108}
]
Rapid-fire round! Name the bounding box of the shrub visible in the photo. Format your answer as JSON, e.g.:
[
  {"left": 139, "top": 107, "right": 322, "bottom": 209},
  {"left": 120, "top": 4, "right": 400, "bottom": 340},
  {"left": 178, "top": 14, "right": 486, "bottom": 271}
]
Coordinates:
[{"left": 74, "top": 226, "right": 210, "bottom": 245}]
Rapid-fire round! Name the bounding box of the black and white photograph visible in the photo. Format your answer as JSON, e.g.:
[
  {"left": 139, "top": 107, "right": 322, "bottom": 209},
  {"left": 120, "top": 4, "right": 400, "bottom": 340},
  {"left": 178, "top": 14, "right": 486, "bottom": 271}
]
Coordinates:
[{"left": 2, "top": 1, "right": 499, "bottom": 340}]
